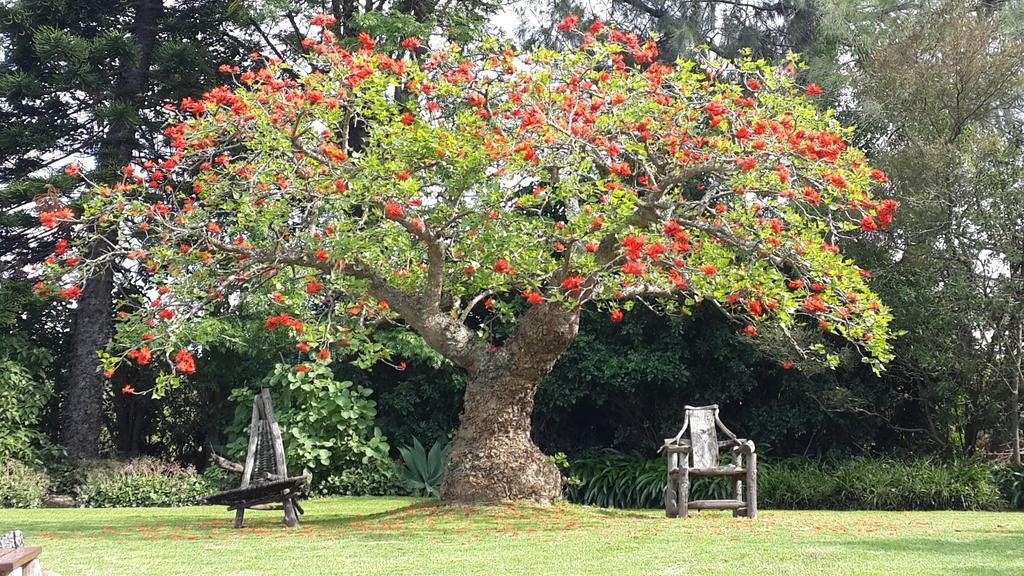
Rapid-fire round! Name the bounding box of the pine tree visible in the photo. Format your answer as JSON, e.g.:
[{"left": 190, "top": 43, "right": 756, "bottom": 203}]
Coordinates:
[{"left": 0, "top": 0, "right": 257, "bottom": 461}]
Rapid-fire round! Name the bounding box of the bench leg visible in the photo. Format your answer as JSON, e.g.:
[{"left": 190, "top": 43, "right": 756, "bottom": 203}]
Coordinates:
[
  {"left": 679, "top": 466, "right": 689, "bottom": 519},
  {"left": 283, "top": 498, "right": 300, "bottom": 527},
  {"left": 233, "top": 508, "right": 245, "bottom": 529},
  {"left": 24, "top": 558, "right": 42, "bottom": 576}
]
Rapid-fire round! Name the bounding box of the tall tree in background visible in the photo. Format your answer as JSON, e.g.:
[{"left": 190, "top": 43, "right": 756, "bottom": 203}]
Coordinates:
[
  {"left": 850, "top": 1, "right": 1024, "bottom": 455},
  {"left": 0, "top": 0, "right": 255, "bottom": 461}
]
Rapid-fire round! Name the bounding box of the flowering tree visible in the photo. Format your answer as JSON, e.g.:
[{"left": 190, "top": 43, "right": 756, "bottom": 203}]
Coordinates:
[{"left": 39, "top": 15, "right": 895, "bottom": 502}]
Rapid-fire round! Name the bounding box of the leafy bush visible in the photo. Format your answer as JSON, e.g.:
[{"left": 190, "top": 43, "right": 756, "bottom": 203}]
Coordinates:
[
  {"left": 562, "top": 452, "right": 1002, "bottom": 511},
  {"left": 0, "top": 460, "right": 50, "bottom": 508},
  {"left": 398, "top": 438, "right": 451, "bottom": 497},
  {"left": 0, "top": 359, "right": 57, "bottom": 467},
  {"left": 314, "top": 457, "right": 407, "bottom": 496},
  {"left": 989, "top": 464, "right": 1024, "bottom": 509},
  {"left": 77, "top": 458, "right": 212, "bottom": 508},
  {"left": 565, "top": 450, "right": 729, "bottom": 508},
  {"left": 761, "top": 457, "right": 1001, "bottom": 511},
  {"left": 225, "top": 363, "right": 391, "bottom": 492}
]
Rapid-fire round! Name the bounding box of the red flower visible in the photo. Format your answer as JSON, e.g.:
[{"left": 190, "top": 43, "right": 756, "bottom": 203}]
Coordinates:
[
  {"left": 745, "top": 79, "right": 762, "bottom": 91},
  {"left": 175, "top": 349, "right": 196, "bottom": 374},
  {"left": 64, "top": 163, "right": 81, "bottom": 178},
  {"left": 316, "top": 349, "right": 331, "bottom": 361},
  {"left": 466, "top": 92, "right": 486, "bottom": 107},
  {"left": 860, "top": 215, "right": 878, "bottom": 231},
  {"left": 805, "top": 84, "right": 822, "bottom": 96},
  {"left": 783, "top": 361, "right": 793, "bottom": 370},
  {"left": 699, "top": 265, "right": 716, "bottom": 276},
  {"left": 743, "top": 325, "right": 759, "bottom": 337},
  {"left": 296, "top": 342, "right": 310, "bottom": 353},
  {"left": 610, "top": 309, "right": 624, "bottom": 323},
  {"left": 589, "top": 20, "right": 604, "bottom": 34},
  {"left": 207, "top": 222, "right": 221, "bottom": 234},
  {"left": 493, "top": 259, "right": 510, "bottom": 273},
  {"left": 609, "top": 161, "right": 631, "bottom": 177},
  {"left": 384, "top": 202, "right": 404, "bottom": 219},
  {"left": 401, "top": 37, "right": 421, "bottom": 51},
  {"left": 561, "top": 275, "right": 585, "bottom": 292},
  {"left": 57, "top": 285, "right": 81, "bottom": 300},
  {"left": 622, "top": 261, "right": 646, "bottom": 276},
  {"left": 358, "top": 32, "right": 376, "bottom": 50},
  {"left": 310, "top": 13, "right": 337, "bottom": 27},
  {"left": 556, "top": 14, "right": 580, "bottom": 31},
  {"left": 523, "top": 290, "right": 543, "bottom": 305},
  {"left": 400, "top": 112, "right": 415, "bottom": 125},
  {"left": 396, "top": 170, "right": 411, "bottom": 181},
  {"left": 314, "top": 249, "right": 329, "bottom": 262},
  {"left": 122, "top": 384, "right": 135, "bottom": 394},
  {"left": 128, "top": 346, "right": 152, "bottom": 366},
  {"left": 305, "top": 281, "right": 322, "bottom": 293}
]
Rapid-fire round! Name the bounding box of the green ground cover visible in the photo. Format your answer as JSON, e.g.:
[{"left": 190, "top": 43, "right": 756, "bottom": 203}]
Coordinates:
[{"left": 4, "top": 497, "right": 1023, "bottom": 575}]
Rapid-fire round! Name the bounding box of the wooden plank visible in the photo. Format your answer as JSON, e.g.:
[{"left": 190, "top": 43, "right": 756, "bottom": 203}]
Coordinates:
[
  {"left": 678, "top": 465, "right": 689, "bottom": 519},
  {"left": 665, "top": 451, "right": 679, "bottom": 518},
  {"left": 689, "top": 467, "right": 746, "bottom": 477},
  {"left": 0, "top": 547, "right": 41, "bottom": 571},
  {"left": 746, "top": 451, "right": 758, "bottom": 519},
  {"left": 688, "top": 408, "right": 718, "bottom": 469},
  {"left": 689, "top": 499, "right": 744, "bottom": 510},
  {"left": 234, "top": 399, "right": 261, "bottom": 529},
  {"left": 260, "top": 389, "right": 300, "bottom": 528}
]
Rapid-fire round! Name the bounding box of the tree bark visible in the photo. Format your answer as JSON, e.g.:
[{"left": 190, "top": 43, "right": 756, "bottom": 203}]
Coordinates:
[
  {"left": 62, "top": 262, "right": 114, "bottom": 461},
  {"left": 61, "top": 0, "right": 164, "bottom": 462},
  {"left": 440, "top": 303, "right": 580, "bottom": 503}
]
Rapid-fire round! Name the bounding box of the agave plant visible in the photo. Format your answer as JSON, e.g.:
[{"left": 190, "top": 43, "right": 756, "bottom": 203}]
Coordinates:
[{"left": 397, "top": 437, "right": 452, "bottom": 497}]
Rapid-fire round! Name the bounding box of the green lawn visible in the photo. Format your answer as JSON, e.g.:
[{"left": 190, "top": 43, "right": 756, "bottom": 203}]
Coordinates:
[{"left": 4, "top": 497, "right": 1023, "bottom": 575}]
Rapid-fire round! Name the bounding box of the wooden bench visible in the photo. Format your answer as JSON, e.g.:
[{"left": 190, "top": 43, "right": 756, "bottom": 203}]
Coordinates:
[{"left": 0, "top": 546, "right": 42, "bottom": 576}]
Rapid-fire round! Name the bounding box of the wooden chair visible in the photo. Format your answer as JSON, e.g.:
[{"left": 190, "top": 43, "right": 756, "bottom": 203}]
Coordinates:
[
  {"left": 661, "top": 404, "right": 757, "bottom": 518},
  {"left": 204, "top": 389, "right": 307, "bottom": 528}
]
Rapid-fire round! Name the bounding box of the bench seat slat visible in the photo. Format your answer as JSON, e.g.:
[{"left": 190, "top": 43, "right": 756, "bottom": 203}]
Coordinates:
[{"left": 0, "top": 546, "right": 41, "bottom": 571}]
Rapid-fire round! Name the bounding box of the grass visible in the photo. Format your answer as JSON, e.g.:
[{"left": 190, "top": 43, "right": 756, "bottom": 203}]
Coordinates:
[{"left": 4, "top": 497, "right": 1024, "bottom": 575}]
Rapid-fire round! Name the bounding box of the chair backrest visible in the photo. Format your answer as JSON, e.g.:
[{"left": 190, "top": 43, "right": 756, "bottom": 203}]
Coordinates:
[{"left": 687, "top": 405, "right": 719, "bottom": 469}]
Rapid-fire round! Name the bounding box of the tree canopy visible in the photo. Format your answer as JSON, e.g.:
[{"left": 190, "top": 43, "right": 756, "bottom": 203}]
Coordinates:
[{"left": 39, "top": 16, "right": 896, "bottom": 395}]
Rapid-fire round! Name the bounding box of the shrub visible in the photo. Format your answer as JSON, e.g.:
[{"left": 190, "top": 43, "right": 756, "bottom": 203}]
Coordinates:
[
  {"left": 0, "top": 460, "right": 50, "bottom": 508},
  {"left": 0, "top": 359, "right": 56, "bottom": 467},
  {"left": 760, "top": 457, "right": 1001, "bottom": 511},
  {"left": 225, "top": 363, "right": 391, "bottom": 491},
  {"left": 988, "top": 464, "right": 1024, "bottom": 509},
  {"left": 398, "top": 438, "right": 451, "bottom": 497},
  {"left": 77, "top": 458, "right": 212, "bottom": 508},
  {"left": 565, "top": 450, "right": 729, "bottom": 509},
  {"left": 563, "top": 452, "right": 1002, "bottom": 511},
  {"left": 314, "top": 457, "right": 407, "bottom": 496}
]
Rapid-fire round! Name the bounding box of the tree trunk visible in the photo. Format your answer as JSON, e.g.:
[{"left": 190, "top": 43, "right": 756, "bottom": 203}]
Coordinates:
[
  {"left": 61, "top": 0, "right": 164, "bottom": 463},
  {"left": 62, "top": 263, "right": 114, "bottom": 461},
  {"left": 440, "top": 303, "right": 580, "bottom": 503}
]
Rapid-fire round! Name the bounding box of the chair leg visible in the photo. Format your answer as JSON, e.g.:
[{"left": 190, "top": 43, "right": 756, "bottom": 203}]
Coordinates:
[
  {"left": 746, "top": 453, "right": 758, "bottom": 519},
  {"left": 665, "top": 452, "right": 679, "bottom": 518},
  {"left": 233, "top": 508, "right": 245, "bottom": 529},
  {"left": 732, "top": 477, "right": 743, "bottom": 518},
  {"left": 283, "top": 497, "right": 300, "bottom": 527},
  {"left": 679, "top": 467, "right": 690, "bottom": 519}
]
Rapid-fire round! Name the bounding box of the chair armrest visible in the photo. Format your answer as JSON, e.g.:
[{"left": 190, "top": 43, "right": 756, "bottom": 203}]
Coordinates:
[
  {"left": 660, "top": 438, "right": 691, "bottom": 454},
  {"left": 729, "top": 439, "right": 755, "bottom": 454}
]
